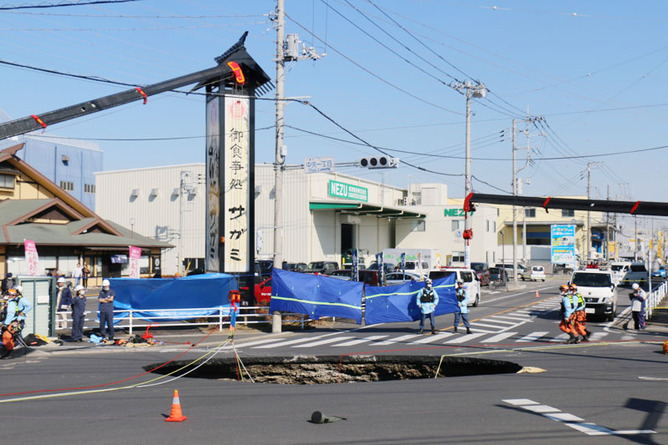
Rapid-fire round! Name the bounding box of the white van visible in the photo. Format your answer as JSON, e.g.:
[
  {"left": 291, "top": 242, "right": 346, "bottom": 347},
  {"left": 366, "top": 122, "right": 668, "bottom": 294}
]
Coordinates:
[
  {"left": 569, "top": 269, "right": 617, "bottom": 321},
  {"left": 428, "top": 268, "right": 481, "bottom": 306},
  {"left": 609, "top": 261, "right": 631, "bottom": 285}
]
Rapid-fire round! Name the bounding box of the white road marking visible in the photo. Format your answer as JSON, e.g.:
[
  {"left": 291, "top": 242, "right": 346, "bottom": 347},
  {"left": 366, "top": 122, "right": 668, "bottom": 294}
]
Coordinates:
[
  {"left": 517, "top": 331, "right": 550, "bottom": 342},
  {"left": 409, "top": 333, "right": 453, "bottom": 344},
  {"left": 331, "top": 335, "right": 388, "bottom": 347},
  {"left": 374, "top": 334, "right": 421, "bottom": 345},
  {"left": 481, "top": 332, "right": 517, "bottom": 343},
  {"left": 503, "top": 398, "right": 656, "bottom": 436},
  {"left": 293, "top": 336, "right": 354, "bottom": 348},
  {"left": 444, "top": 333, "right": 485, "bottom": 344},
  {"left": 590, "top": 332, "right": 608, "bottom": 341},
  {"left": 234, "top": 337, "right": 291, "bottom": 348},
  {"left": 253, "top": 335, "right": 332, "bottom": 349}
]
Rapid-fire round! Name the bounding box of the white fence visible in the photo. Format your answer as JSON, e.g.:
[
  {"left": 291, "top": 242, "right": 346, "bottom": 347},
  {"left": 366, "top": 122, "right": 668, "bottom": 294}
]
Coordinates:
[
  {"left": 73, "top": 306, "right": 311, "bottom": 335},
  {"left": 646, "top": 281, "right": 667, "bottom": 320}
]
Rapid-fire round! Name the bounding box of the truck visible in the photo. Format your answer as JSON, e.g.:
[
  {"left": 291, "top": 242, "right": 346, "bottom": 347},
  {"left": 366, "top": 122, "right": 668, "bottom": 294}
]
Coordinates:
[{"left": 382, "top": 249, "right": 435, "bottom": 274}]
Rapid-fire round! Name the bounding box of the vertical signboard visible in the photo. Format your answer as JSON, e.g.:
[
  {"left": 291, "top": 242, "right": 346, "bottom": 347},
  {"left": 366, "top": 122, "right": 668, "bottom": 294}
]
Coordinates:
[
  {"left": 128, "top": 246, "right": 141, "bottom": 278},
  {"left": 205, "top": 97, "right": 221, "bottom": 272},
  {"left": 551, "top": 224, "right": 577, "bottom": 268},
  {"left": 24, "top": 239, "right": 39, "bottom": 276},
  {"left": 222, "top": 95, "right": 251, "bottom": 273}
]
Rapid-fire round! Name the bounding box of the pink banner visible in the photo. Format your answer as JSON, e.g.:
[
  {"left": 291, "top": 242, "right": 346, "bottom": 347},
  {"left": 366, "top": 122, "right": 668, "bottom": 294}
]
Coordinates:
[
  {"left": 24, "top": 239, "right": 39, "bottom": 276},
  {"left": 128, "top": 246, "right": 141, "bottom": 278}
]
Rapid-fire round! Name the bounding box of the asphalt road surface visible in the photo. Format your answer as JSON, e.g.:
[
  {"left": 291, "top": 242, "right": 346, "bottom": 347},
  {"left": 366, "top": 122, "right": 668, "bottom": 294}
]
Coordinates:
[{"left": 2, "top": 279, "right": 666, "bottom": 444}]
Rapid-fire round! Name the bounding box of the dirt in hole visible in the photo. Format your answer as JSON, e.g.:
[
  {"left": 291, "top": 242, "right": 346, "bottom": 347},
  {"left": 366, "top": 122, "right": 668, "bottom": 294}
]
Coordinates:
[{"left": 145, "top": 355, "right": 522, "bottom": 384}]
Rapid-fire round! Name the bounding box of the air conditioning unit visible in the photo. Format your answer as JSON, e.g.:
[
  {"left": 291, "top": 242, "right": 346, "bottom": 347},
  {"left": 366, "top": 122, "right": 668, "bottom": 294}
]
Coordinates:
[{"left": 340, "top": 214, "right": 361, "bottom": 225}]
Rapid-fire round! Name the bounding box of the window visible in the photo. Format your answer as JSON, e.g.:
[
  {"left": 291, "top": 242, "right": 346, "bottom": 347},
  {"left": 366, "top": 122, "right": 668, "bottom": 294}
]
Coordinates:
[
  {"left": 452, "top": 251, "right": 465, "bottom": 262},
  {"left": 411, "top": 220, "right": 425, "bottom": 232},
  {"left": 561, "top": 209, "right": 575, "bottom": 217},
  {"left": 0, "top": 174, "right": 15, "bottom": 189},
  {"left": 525, "top": 208, "right": 536, "bottom": 218},
  {"left": 451, "top": 220, "right": 463, "bottom": 231},
  {"left": 59, "top": 181, "right": 74, "bottom": 191},
  {"left": 84, "top": 184, "right": 96, "bottom": 193}
]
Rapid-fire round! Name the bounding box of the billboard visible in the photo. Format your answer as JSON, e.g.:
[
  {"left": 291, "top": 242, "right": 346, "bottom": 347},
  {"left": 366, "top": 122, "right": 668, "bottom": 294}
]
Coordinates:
[{"left": 551, "top": 224, "right": 576, "bottom": 267}]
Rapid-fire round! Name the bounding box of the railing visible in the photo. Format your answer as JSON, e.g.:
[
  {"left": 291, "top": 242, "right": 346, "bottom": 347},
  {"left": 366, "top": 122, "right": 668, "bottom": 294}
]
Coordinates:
[
  {"left": 73, "top": 306, "right": 312, "bottom": 335},
  {"left": 646, "top": 281, "right": 667, "bottom": 320}
]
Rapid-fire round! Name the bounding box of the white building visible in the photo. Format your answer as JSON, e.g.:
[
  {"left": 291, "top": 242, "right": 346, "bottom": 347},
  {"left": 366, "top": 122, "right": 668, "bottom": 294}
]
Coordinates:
[{"left": 96, "top": 163, "right": 499, "bottom": 275}]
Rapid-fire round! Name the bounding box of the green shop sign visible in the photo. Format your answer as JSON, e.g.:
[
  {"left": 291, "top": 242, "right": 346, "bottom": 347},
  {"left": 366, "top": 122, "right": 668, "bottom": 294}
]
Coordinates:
[
  {"left": 444, "top": 208, "right": 474, "bottom": 217},
  {"left": 328, "top": 180, "right": 368, "bottom": 202}
]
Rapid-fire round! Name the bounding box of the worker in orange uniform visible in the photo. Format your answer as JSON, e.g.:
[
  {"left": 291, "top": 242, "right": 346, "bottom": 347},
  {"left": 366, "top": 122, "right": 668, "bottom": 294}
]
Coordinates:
[
  {"left": 558, "top": 284, "right": 579, "bottom": 344},
  {"left": 570, "top": 284, "right": 591, "bottom": 342}
]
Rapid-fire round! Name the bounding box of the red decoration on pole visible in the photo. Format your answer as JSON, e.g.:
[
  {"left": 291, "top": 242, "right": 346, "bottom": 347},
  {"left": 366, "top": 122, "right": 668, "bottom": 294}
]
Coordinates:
[
  {"left": 630, "top": 201, "right": 640, "bottom": 214},
  {"left": 135, "top": 87, "right": 148, "bottom": 104},
  {"left": 462, "top": 229, "right": 473, "bottom": 240},
  {"left": 542, "top": 197, "right": 551, "bottom": 213},
  {"left": 227, "top": 61, "right": 246, "bottom": 85},
  {"left": 31, "top": 114, "right": 47, "bottom": 129}
]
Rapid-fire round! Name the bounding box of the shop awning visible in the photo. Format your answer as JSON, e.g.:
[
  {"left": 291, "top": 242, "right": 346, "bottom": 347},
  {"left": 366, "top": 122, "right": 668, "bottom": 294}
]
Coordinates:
[{"left": 310, "top": 201, "right": 425, "bottom": 219}]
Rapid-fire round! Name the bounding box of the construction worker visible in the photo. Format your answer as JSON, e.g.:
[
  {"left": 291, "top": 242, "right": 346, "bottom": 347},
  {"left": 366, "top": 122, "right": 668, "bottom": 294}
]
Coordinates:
[
  {"left": 558, "top": 284, "right": 579, "bottom": 344},
  {"left": 1, "top": 288, "right": 32, "bottom": 358},
  {"left": 570, "top": 284, "right": 591, "bottom": 341}
]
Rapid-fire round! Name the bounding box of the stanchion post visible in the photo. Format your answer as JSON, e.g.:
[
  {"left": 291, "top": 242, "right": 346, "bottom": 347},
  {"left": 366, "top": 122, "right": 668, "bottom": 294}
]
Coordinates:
[{"left": 272, "top": 311, "right": 282, "bottom": 333}]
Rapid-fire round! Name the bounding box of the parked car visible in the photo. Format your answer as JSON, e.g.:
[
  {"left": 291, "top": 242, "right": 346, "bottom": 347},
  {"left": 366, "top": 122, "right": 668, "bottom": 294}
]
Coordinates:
[
  {"left": 520, "top": 265, "right": 546, "bottom": 281},
  {"left": 651, "top": 265, "right": 666, "bottom": 279},
  {"left": 620, "top": 262, "right": 649, "bottom": 287},
  {"left": 609, "top": 261, "right": 632, "bottom": 285},
  {"left": 368, "top": 262, "right": 396, "bottom": 273},
  {"left": 384, "top": 271, "right": 423, "bottom": 285},
  {"left": 470, "top": 262, "right": 490, "bottom": 286},
  {"left": 282, "top": 262, "right": 307, "bottom": 272},
  {"left": 358, "top": 270, "right": 380, "bottom": 286},
  {"left": 495, "top": 263, "right": 527, "bottom": 280},
  {"left": 488, "top": 267, "right": 508, "bottom": 285},
  {"left": 306, "top": 261, "right": 339, "bottom": 275},
  {"left": 569, "top": 269, "right": 617, "bottom": 321},
  {"left": 428, "top": 268, "right": 481, "bottom": 306},
  {"left": 328, "top": 269, "right": 352, "bottom": 280}
]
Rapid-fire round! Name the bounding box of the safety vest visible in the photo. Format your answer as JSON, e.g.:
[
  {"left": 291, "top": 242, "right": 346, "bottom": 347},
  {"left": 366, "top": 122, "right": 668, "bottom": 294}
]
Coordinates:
[
  {"left": 573, "top": 292, "right": 586, "bottom": 310},
  {"left": 420, "top": 288, "right": 435, "bottom": 303}
]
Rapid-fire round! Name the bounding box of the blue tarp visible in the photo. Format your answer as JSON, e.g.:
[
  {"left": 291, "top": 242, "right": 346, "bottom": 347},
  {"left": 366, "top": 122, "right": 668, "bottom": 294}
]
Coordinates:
[
  {"left": 109, "top": 273, "right": 238, "bottom": 322},
  {"left": 364, "top": 274, "right": 458, "bottom": 325},
  {"left": 269, "top": 268, "right": 364, "bottom": 323}
]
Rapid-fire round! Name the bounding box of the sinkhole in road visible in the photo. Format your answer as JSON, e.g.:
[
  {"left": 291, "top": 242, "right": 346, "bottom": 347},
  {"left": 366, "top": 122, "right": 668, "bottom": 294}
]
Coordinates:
[{"left": 145, "top": 355, "right": 522, "bottom": 384}]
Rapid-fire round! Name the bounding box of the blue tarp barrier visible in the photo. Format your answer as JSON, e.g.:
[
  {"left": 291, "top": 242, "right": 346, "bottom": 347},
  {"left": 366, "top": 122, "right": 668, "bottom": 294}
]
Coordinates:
[
  {"left": 364, "top": 275, "right": 458, "bottom": 325},
  {"left": 269, "top": 268, "right": 364, "bottom": 323},
  {"left": 109, "top": 273, "right": 238, "bottom": 323}
]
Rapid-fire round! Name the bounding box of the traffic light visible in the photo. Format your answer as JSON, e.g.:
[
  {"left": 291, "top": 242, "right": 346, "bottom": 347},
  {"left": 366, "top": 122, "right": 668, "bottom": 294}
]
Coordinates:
[{"left": 358, "top": 156, "right": 399, "bottom": 169}]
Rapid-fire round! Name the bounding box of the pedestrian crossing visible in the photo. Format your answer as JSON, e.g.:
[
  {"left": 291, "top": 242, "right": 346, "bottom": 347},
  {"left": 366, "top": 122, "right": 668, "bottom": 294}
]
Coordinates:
[{"left": 231, "top": 296, "right": 630, "bottom": 351}]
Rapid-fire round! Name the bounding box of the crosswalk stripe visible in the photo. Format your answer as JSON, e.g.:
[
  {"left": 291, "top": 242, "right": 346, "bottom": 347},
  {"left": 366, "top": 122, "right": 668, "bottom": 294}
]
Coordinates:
[
  {"left": 253, "top": 335, "right": 332, "bottom": 349},
  {"left": 493, "top": 314, "right": 532, "bottom": 321},
  {"left": 470, "top": 322, "right": 514, "bottom": 330},
  {"left": 590, "top": 332, "right": 608, "bottom": 341},
  {"left": 235, "top": 337, "right": 292, "bottom": 348},
  {"left": 409, "top": 332, "right": 454, "bottom": 344},
  {"left": 294, "top": 336, "right": 354, "bottom": 348},
  {"left": 486, "top": 317, "right": 522, "bottom": 325},
  {"left": 444, "top": 333, "right": 485, "bottom": 344},
  {"left": 621, "top": 334, "right": 636, "bottom": 340},
  {"left": 375, "top": 334, "right": 422, "bottom": 345},
  {"left": 517, "top": 331, "right": 550, "bottom": 342},
  {"left": 331, "top": 335, "right": 388, "bottom": 347},
  {"left": 549, "top": 333, "right": 570, "bottom": 342},
  {"left": 481, "top": 332, "right": 517, "bottom": 343}
]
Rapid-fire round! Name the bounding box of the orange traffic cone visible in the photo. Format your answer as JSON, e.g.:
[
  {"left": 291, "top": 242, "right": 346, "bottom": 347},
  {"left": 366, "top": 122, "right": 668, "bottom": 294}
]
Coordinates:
[
  {"left": 535, "top": 290, "right": 540, "bottom": 298},
  {"left": 165, "top": 389, "right": 188, "bottom": 422}
]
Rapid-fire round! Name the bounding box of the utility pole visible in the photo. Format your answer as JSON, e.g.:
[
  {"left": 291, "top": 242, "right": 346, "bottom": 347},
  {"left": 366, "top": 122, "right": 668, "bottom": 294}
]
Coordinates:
[
  {"left": 511, "top": 118, "right": 517, "bottom": 281},
  {"left": 453, "top": 81, "right": 486, "bottom": 269},
  {"left": 273, "top": 0, "right": 286, "bottom": 271},
  {"left": 585, "top": 162, "right": 602, "bottom": 261}
]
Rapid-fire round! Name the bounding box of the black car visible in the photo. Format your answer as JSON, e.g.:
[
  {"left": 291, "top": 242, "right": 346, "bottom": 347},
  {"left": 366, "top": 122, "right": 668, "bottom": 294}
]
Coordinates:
[
  {"left": 306, "top": 261, "right": 339, "bottom": 275},
  {"left": 282, "top": 262, "right": 307, "bottom": 272},
  {"left": 255, "top": 260, "right": 274, "bottom": 277}
]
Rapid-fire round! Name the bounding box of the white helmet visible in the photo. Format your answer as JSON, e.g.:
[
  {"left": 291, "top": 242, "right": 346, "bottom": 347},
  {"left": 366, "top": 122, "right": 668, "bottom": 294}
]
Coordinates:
[
  {"left": 102, "top": 279, "right": 110, "bottom": 287},
  {"left": 74, "top": 284, "right": 85, "bottom": 292},
  {"left": 57, "top": 277, "right": 66, "bottom": 284},
  {"left": 632, "top": 283, "right": 639, "bottom": 290},
  {"left": 15, "top": 285, "right": 22, "bottom": 293}
]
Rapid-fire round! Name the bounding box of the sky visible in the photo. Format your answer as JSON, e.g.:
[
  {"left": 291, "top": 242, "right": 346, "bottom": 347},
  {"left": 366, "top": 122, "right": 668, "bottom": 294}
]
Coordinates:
[{"left": 1, "top": 0, "right": 667, "bottom": 205}]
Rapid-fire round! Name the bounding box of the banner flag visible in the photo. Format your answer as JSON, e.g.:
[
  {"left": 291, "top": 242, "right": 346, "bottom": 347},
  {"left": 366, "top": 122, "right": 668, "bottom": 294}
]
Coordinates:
[{"left": 24, "top": 239, "right": 39, "bottom": 276}]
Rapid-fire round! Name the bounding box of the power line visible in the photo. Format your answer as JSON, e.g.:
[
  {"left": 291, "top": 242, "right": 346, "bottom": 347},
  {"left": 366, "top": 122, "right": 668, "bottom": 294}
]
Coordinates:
[{"left": 0, "top": 0, "right": 140, "bottom": 10}]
